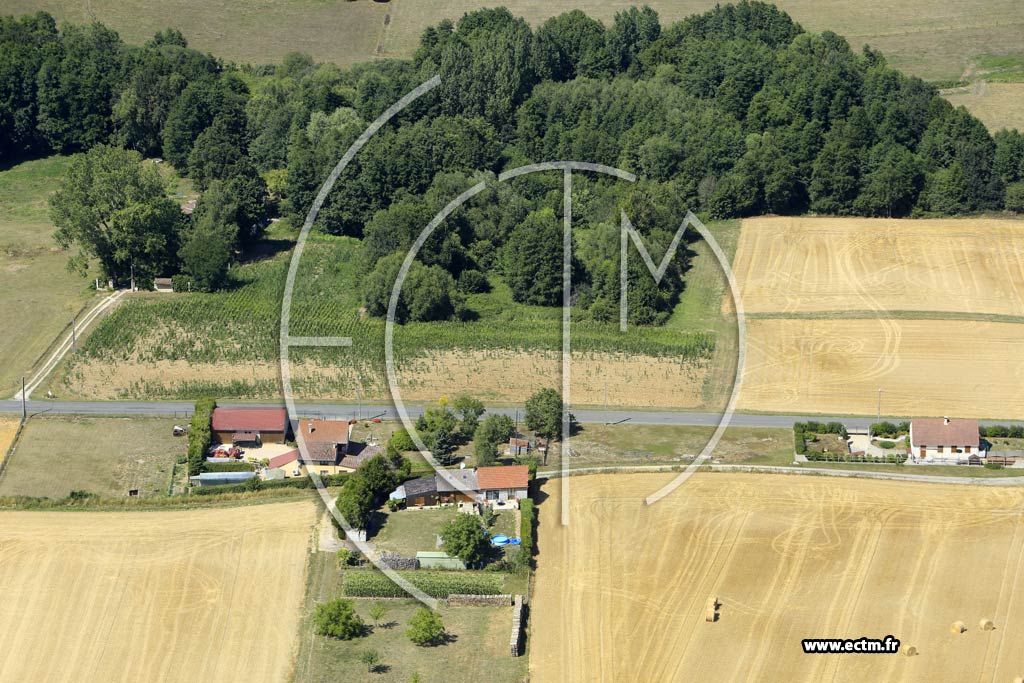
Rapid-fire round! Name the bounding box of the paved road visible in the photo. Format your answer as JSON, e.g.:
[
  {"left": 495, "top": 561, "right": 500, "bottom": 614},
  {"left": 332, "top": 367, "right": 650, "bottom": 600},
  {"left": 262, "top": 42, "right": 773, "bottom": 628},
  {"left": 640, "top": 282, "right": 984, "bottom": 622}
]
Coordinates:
[{"left": 2, "top": 399, "right": 1023, "bottom": 430}]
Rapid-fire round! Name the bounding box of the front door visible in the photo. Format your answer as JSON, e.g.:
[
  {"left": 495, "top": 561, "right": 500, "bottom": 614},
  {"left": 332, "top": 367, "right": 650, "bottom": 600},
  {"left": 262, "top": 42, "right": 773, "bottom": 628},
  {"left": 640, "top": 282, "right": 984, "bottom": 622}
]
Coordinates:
[{"left": 920, "top": 447, "right": 925, "bottom": 458}]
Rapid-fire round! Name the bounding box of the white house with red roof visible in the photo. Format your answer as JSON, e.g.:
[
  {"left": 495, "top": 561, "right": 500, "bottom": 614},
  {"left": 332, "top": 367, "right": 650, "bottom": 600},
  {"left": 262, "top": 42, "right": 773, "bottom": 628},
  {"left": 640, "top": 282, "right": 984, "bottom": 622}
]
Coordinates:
[{"left": 910, "top": 417, "right": 981, "bottom": 463}]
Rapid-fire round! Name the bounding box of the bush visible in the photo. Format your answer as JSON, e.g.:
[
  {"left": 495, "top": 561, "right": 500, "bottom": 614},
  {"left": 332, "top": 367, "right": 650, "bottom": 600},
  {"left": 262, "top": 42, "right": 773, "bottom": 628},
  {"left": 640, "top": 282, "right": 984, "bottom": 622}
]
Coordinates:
[
  {"left": 407, "top": 608, "right": 446, "bottom": 646},
  {"left": 984, "top": 462, "right": 1004, "bottom": 470},
  {"left": 190, "top": 472, "right": 347, "bottom": 495},
  {"left": 314, "top": 598, "right": 366, "bottom": 640},
  {"left": 342, "top": 570, "right": 504, "bottom": 598},
  {"left": 512, "top": 497, "right": 535, "bottom": 571},
  {"left": 389, "top": 428, "right": 416, "bottom": 452},
  {"left": 878, "top": 440, "right": 896, "bottom": 449},
  {"left": 869, "top": 421, "right": 909, "bottom": 438},
  {"left": 458, "top": 269, "right": 490, "bottom": 293}
]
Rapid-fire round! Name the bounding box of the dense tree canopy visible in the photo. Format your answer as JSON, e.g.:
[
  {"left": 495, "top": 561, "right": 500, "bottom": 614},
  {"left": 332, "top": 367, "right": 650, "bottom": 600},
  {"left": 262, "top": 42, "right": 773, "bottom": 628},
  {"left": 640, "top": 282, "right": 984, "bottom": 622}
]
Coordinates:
[{"left": 3, "top": 2, "right": 1023, "bottom": 301}]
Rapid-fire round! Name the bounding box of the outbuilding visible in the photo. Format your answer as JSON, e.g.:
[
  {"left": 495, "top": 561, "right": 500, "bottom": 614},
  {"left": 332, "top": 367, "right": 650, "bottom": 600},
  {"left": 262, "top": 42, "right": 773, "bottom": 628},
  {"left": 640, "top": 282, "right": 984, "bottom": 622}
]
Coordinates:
[{"left": 212, "top": 407, "right": 288, "bottom": 445}]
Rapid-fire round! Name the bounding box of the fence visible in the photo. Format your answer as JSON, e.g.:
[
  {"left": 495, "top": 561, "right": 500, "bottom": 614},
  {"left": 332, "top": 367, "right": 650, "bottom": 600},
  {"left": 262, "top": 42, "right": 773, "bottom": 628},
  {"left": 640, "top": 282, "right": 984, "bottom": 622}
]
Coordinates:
[{"left": 510, "top": 594, "right": 526, "bottom": 657}]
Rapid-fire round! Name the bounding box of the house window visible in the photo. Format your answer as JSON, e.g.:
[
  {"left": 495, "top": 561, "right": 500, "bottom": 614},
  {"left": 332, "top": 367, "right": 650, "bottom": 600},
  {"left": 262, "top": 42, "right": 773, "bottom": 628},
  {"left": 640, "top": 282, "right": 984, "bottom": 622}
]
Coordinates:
[
  {"left": 966, "top": 445, "right": 972, "bottom": 454},
  {"left": 486, "top": 490, "right": 498, "bottom": 501},
  {"left": 937, "top": 445, "right": 943, "bottom": 453}
]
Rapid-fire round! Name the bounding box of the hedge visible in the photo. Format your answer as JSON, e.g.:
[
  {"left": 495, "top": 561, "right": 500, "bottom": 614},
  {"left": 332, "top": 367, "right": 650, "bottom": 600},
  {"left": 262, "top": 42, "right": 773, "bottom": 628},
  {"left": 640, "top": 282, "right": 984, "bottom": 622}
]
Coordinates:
[
  {"left": 342, "top": 570, "right": 504, "bottom": 598},
  {"left": 979, "top": 425, "right": 1024, "bottom": 438},
  {"left": 513, "top": 497, "right": 535, "bottom": 571},
  {"left": 869, "top": 421, "right": 910, "bottom": 438},
  {"left": 793, "top": 421, "right": 849, "bottom": 454},
  {"left": 187, "top": 397, "right": 217, "bottom": 476}
]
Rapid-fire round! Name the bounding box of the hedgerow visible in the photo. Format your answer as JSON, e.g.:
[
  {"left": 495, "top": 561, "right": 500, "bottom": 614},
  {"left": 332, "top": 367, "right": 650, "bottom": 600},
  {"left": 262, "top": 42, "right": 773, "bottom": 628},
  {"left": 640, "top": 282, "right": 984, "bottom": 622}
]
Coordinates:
[
  {"left": 187, "top": 397, "right": 216, "bottom": 476},
  {"left": 342, "top": 570, "right": 504, "bottom": 598}
]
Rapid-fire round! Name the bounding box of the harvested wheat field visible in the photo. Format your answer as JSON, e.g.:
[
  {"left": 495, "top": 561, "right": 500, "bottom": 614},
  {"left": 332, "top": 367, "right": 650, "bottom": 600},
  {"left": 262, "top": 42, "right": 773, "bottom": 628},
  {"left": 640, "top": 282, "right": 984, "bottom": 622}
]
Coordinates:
[
  {"left": 532, "top": 473, "right": 1024, "bottom": 683},
  {"left": 0, "top": 501, "right": 316, "bottom": 683},
  {"left": 732, "top": 216, "right": 1024, "bottom": 316},
  {"left": 739, "top": 317, "right": 1024, "bottom": 418}
]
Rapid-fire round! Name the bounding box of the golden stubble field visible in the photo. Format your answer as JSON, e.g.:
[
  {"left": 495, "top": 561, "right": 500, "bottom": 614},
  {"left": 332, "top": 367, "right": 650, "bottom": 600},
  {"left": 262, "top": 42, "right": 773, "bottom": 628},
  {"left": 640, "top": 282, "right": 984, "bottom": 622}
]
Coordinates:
[
  {"left": 531, "top": 473, "right": 1024, "bottom": 683},
  {"left": 732, "top": 216, "right": 1024, "bottom": 316},
  {"left": 0, "top": 501, "right": 316, "bottom": 683},
  {"left": 733, "top": 216, "right": 1024, "bottom": 418}
]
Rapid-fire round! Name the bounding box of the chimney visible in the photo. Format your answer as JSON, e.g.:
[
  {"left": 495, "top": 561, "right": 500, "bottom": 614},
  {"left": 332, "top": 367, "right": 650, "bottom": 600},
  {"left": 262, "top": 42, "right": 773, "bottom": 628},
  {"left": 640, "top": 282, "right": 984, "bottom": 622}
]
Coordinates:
[
  {"left": 347, "top": 422, "right": 354, "bottom": 441},
  {"left": 944, "top": 416, "right": 950, "bottom": 425},
  {"left": 308, "top": 422, "right": 314, "bottom": 434}
]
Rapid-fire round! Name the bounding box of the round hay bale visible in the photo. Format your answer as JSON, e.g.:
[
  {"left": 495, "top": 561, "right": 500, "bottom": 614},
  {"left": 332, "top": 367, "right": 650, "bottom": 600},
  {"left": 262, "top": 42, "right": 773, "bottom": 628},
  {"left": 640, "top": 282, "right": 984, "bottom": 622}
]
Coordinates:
[
  {"left": 979, "top": 618, "right": 995, "bottom": 631},
  {"left": 950, "top": 621, "right": 966, "bottom": 634},
  {"left": 905, "top": 646, "right": 918, "bottom": 657}
]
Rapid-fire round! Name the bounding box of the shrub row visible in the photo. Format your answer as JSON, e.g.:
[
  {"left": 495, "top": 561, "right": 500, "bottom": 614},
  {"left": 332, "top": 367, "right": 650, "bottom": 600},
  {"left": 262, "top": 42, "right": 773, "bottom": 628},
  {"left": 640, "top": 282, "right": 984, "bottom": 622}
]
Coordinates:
[
  {"left": 980, "top": 425, "right": 1024, "bottom": 438},
  {"left": 187, "top": 398, "right": 217, "bottom": 476},
  {"left": 512, "top": 497, "right": 535, "bottom": 571},
  {"left": 869, "top": 421, "right": 910, "bottom": 438},
  {"left": 342, "top": 570, "right": 504, "bottom": 598},
  {"left": 793, "top": 421, "right": 848, "bottom": 454}
]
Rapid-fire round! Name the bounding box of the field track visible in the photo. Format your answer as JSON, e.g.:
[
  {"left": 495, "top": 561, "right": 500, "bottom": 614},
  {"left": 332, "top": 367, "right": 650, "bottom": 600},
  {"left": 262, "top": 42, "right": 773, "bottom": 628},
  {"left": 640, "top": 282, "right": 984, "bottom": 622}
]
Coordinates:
[
  {"left": 0, "top": 501, "right": 316, "bottom": 683},
  {"left": 531, "top": 473, "right": 1024, "bottom": 682}
]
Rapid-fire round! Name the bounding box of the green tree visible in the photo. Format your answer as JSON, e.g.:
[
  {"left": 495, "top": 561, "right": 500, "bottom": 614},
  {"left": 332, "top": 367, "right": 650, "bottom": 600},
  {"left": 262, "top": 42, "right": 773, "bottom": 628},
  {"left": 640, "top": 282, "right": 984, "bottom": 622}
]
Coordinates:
[
  {"left": 452, "top": 395, "right": 485, "bottom": 437},
  {"left": 503, "top": 208, "right": 564, "bottom": 306},
  {"left": 854, "top": 145, "right": 923, "bottom": 217},
  {"left": 178, "top": 218, "right": 233, "bottom": 291},
  {"left": 428, "top": 425, "right": 457, "bottom": 466},
  {"left": 356, "top": 454, "right": 397, "bottom": 502},
  {"left": 50, "top": 144, "right": 181, "bottom": 286},
  {"left": 389, "top": 428, "right": 416, "bottom": 452},
  {"left": 440, "top": 513, "right": 489, "bottom": 566},
  {"left": 407, "top": 608, "right": 446, "bottom": 646},
  {"left": 525, "top": 388, "right": 572, "bottom": 439},
  {"left": 368, "top": 602, "right": 388, "bottom": 628},
  {"left": 334, "top": 476, "right": 373, "bottom": 530},
  {"left": 1006, "top": 181, "right": 1024, "bottom": 213},
  {"left": 313, "top": 598, "right": 366, "bottom": 640},
  {"left": 474, "top": 439, "right": 499, "bottom": 467},
  {"left": 359, "top": 650, "right": 380, "bottom": 673},
  {"left": 475, "top": 413, "right": 515, "bottom": 465}
]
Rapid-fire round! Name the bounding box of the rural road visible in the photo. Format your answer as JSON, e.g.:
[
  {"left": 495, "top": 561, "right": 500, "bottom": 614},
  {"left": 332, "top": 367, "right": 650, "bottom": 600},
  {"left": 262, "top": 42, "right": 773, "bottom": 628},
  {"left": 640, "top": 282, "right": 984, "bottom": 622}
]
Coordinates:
[{"left": 2, "top": 399, "right": 1023, "bottom": 430}]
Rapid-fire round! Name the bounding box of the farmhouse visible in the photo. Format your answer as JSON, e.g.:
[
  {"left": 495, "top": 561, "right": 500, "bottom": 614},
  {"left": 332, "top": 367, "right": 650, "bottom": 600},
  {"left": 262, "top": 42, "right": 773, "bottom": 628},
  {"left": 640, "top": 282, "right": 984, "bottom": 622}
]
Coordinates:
[
  {"left": 910, "top": 417, "right": 981, "bottom": 463},
  {"left": 295, "top": 419, "right": 380, "bottom": 475},
  {"left": 389, "top": 466, "right": 529, "bottom": 509},
  {"left": 477, "top": 465, "right": 530, "bottom": 507},
  {"left": 212, "top": 407, "right": 288, "bottom": 445}
]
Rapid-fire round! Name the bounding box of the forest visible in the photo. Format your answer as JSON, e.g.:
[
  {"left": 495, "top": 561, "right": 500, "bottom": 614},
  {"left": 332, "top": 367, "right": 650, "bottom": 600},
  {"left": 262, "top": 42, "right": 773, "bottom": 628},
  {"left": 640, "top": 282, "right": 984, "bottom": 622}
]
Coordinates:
[{"left": 3, "top": 2, "right": 1024, "bottom": 326}]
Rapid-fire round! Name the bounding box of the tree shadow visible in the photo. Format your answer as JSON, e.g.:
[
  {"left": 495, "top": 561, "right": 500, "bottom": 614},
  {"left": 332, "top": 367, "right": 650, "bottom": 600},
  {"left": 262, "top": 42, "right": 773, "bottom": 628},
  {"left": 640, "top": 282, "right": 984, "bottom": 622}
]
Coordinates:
[
  {"left": 236, "top": 238, "right": 294, "bottom": 264},
  {"left": 364, "top": 510, "right": 389, "bottom": 542},
  {"left": 370, "top": 663, "right": 390, "bottom": 674}
]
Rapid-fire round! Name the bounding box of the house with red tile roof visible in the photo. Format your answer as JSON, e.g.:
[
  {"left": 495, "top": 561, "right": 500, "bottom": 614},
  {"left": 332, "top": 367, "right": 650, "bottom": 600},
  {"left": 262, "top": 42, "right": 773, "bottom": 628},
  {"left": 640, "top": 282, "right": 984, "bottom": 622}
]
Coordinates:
[
  {"left": 476, "top": 465, "right": 529, "bottom": 506},
  {"left": 211, "top": 407, "right": 288, "bottom": 444}
]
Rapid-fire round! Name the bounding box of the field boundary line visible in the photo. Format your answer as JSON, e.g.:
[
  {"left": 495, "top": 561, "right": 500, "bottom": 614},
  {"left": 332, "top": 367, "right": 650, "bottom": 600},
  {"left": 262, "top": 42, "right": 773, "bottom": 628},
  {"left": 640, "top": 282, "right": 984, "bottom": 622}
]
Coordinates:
[{"left": 0, "top": 417, "right": 28, "bottom": 484}]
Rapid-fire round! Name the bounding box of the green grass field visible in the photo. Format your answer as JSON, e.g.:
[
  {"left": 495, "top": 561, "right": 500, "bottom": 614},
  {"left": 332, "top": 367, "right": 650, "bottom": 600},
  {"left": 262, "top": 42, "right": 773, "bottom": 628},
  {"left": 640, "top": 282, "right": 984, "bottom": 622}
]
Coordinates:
[
  {"left": 0, "top": 156, "right": 96, "bottom": 396},
  {"left": 6, "top": 0, "right": 1022, "bottom": 83},
  {"left": 567, "top": 422, "right": 795, "bottom": 468},
  {"left": 0, "top": 416, "right": 185, "bottom": 498},
  {"left": 294, "top": 551, "right": 528, "bottom": 683}
]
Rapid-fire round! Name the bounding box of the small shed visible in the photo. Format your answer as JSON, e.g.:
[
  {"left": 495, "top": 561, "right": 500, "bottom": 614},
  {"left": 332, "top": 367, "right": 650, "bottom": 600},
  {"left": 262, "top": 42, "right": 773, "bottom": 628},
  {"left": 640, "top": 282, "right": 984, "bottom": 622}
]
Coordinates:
[
  {"left": 415, "top": 551, "right": 466, "bottom": 570},
  {"left": 509, "top": 438, "right": 531, "bottom": 456},
  {"left": 153, "top": 277, "right": 174, "bottom": 293}
]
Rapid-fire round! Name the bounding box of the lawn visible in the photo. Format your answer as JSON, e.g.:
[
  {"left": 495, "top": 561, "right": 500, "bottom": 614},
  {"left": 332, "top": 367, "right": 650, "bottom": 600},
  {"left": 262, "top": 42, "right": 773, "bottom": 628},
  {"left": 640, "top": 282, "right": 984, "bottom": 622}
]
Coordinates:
[
  {"left": 0, "top": 416, "right": 186, "bottom": 498},
  {"left": 564, "top": 423, "right": 795, "bottom": 469},
  {"left": 370, "top": 505, "right": 520, "bottom": 564},
  {"left": 0, "top": 156, "right": 96, "bottom": 396},
  {"left": 293, "top": 551, "right": 528, "bottom": 683}
]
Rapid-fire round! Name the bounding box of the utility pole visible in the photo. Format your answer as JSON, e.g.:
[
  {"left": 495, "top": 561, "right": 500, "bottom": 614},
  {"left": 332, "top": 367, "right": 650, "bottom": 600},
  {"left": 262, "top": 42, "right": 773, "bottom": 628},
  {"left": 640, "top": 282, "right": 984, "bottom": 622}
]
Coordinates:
[
  {"left": 356, "top": 380, "right": 362, "bottom": 421},
  {"left": 130, "top": 262, "right": 135, "bottom": 292},
  {"left": 877, "top": 388, "right": 882, "bottom": 422},
  {"left": 21, "top": 377, "right": 27, "bottom": 422}
]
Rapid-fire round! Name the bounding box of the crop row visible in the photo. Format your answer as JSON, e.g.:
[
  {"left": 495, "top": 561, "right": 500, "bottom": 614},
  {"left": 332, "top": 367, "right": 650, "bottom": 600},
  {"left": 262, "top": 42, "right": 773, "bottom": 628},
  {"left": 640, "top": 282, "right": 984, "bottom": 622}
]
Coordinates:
[{"left": 342, "top": 569, "right": 504, "bottom": 598}]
